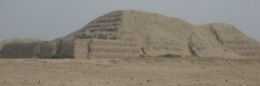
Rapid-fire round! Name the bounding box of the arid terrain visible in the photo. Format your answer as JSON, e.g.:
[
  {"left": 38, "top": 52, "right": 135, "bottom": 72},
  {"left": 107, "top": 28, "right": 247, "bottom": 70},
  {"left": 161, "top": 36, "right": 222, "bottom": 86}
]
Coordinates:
[
  {"left": 1, "top": 10, "right": 260, "bottom": 86},
  {"left": 0, "top": 58, "right": 260, "bottom": 86}
]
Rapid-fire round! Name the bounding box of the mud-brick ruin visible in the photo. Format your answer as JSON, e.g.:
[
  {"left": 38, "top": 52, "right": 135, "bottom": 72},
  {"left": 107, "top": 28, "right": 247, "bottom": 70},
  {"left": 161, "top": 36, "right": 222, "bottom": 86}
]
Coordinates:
[{"left": 1, "top": 10, "right": 260, "bottom": 59}]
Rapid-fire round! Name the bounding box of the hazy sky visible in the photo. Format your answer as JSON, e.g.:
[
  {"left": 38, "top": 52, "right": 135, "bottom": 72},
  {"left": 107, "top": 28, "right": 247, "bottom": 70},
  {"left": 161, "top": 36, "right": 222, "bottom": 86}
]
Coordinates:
[{"left": 0, "top": 0, "right": 259, "bottom": 41}]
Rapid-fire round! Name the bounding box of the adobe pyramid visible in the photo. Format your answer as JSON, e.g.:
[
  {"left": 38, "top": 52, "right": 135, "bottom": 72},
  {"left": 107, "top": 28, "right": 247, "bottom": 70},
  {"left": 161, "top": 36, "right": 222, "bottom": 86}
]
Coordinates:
[{"left": 1, "top": 10, "right": 260, "bottom": 59}]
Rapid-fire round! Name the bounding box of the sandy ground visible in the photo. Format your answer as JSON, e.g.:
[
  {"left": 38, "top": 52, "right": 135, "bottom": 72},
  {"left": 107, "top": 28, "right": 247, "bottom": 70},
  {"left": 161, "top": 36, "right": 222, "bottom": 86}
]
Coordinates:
[{"left": 0, "top": 58, "right": 260, "bottom": 86}]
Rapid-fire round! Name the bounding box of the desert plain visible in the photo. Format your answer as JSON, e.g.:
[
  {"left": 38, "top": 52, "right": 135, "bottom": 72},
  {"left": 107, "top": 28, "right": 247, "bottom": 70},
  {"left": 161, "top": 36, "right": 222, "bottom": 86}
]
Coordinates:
[{"left": 0, "top": 58, "right": 260, "bottom": 86}]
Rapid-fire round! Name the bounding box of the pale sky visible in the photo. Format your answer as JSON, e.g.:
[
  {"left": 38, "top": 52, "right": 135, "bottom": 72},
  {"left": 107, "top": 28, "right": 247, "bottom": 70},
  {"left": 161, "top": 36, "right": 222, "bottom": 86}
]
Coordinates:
[{"left": 0, "top": 0, "right": 259, "bottom": 41}]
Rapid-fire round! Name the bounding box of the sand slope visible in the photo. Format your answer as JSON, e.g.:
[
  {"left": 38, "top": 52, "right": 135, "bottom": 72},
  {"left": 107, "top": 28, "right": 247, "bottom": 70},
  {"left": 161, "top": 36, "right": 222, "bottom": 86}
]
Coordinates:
[{"left": 0, "top": 58, "right": 260, "bottom": 86}]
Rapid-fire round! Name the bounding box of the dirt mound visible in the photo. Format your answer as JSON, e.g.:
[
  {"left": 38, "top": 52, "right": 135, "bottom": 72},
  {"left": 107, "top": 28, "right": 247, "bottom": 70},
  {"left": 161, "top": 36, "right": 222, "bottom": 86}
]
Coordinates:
[{"left": 1, "top": 10, "right": 260, "bottom": 59}]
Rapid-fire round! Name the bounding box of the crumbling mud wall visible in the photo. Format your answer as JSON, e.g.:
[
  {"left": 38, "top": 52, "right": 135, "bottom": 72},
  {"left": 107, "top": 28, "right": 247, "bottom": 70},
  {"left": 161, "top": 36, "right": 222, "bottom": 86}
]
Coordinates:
[
  {"left": 55, "top": 40, "right": 75, "bottom": 56},
  {"left": 0, "top": 42, "right": 40, "bottom": 58},
  {"left": 88, "top": 39, "right": 141, "bottom": 59},
  {"left": 74, "top": 39, "right": 89, "bottom": 59},
  {"left": 0, "top": 43, "right": 3, "bottom": 52},
  {"left": 37, "top": 42, "right": 57, "bottom": 58},
  {"left": 0, "top": 41, "right": 57, "bottom": 58},
  {"left": 207, "top": 23, "right": 260, "bottom": 58}
]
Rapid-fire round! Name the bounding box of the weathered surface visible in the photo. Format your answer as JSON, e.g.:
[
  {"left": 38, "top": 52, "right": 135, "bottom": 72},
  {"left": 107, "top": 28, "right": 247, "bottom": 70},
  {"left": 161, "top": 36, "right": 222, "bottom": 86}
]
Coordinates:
[
  {"left": 1, "top": 10, "right": 259, "bottom": 59},
  {"left": 0, "top": 43, "right": 3, "bottom": 51},
  {"left": 0, "top": 38, "right": 43, "bottom": 52},
  {"left": 88, "top": 39, "right": 141, "bottom": 59},
  {"left": 0, "top": 42, "right": 40, "bottom": 58},
  {"left": 205, "top": 23, "right": 260, "bottom": 58},
  {"left": 74, "top": 39, "right": 89, "bottom": 59},
  {"left": 55, "top": 39, "right": 74, "bottom": 56},
  {"left": 37, "top": 42, "right": 57, "bottom": 58},
  {"left": 56, "top": 10, "right": 259, "bottom": 59},
  {"left": 0, "top": 40, "right": 57, "bottom": 58}
]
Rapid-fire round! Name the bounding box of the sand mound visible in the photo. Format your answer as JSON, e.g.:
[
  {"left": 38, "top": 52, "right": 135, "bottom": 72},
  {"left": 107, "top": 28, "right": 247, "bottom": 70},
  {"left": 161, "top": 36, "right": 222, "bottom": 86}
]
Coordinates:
[{"left": 1, "top": 10, "right": 260, "bottom": 59}]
